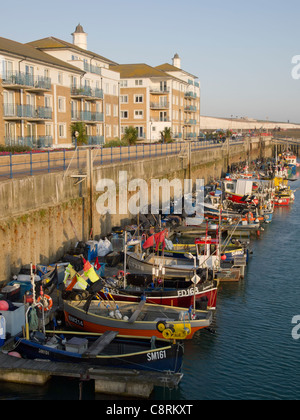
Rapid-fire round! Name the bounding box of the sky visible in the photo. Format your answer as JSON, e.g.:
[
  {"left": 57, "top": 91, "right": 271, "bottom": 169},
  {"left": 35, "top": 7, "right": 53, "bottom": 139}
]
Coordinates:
[{"left": 1, "top": 0, "right": 300, "bottom": 123}]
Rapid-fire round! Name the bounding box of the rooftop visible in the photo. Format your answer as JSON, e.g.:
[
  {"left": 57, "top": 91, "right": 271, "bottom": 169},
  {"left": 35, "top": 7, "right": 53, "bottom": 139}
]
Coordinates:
[{"left": 0, "top": 36, "right": 83, "bottom": 73}]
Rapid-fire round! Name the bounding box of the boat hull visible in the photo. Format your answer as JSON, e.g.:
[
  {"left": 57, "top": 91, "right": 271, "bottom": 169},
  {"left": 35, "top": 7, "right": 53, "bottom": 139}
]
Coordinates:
[
  {"left": 14, "top": 334, "right": 184, "bottom": 373},
  {"left": 99, "top": 283, "right": 218, "bottom": 310},
  {"left": 63, "top": 300, "right": 213, "bottom": 340}
]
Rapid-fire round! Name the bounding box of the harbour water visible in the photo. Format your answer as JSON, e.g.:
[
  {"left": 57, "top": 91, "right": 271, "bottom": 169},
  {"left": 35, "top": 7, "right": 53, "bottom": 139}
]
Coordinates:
[{"left": 0, "top": 173, "right": 299, "bottom": 401}]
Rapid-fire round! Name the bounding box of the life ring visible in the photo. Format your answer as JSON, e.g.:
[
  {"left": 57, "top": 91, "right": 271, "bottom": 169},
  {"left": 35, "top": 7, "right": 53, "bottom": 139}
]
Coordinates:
[{"left": 36, "top": 295, "right": 53, "bottom": 312}]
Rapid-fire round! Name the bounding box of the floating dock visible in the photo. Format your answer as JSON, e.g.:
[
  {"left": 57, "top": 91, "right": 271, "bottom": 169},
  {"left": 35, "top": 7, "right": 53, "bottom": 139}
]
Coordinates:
[{"left": 0, "top": 351, "right": 182, "bottom": 399}]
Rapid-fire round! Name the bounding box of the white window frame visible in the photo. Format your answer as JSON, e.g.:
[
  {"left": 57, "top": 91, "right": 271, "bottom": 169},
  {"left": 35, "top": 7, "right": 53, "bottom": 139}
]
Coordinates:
[
  {"left": 58, "top": 96, "right": 66, "bottom": 113},
  {"left": 134, "top": 94, "right": 143, "bottom": 103},
  {"left": 58, "top": 123, "right": 66, "bottom": 138},
  {"left": 120, "top": 95, "right": 128, "bottom": 103},
  {"left": 121, "top": 110, "right": 128, "bottom": 119},
  {"left": 134, "top": 110, "right": 143, "bottom": 119}
]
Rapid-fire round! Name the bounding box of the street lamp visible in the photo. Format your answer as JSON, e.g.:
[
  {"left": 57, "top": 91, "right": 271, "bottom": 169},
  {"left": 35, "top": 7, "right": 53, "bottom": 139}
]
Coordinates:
[{"left": 74, "top": 130, "right": 79, "bottom": 149}]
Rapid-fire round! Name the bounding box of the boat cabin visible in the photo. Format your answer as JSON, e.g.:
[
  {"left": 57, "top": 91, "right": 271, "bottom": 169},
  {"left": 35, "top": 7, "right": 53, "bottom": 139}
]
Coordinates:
[{"left": 195, "top": 236, "right": 220, "bottom": 271}]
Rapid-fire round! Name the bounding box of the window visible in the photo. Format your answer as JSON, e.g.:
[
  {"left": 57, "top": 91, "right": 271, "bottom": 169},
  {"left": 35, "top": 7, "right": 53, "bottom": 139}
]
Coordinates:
[
  {"left": 71, "top": 76, "right": 77, "bottom": 88},
  {"left": 113, "top": 125, "right": 118, "bottom": 137},
  {"left": 120, "top": 80, "right": 128, "bottom": 87},
  {"left": 58, "top": 72, "right": 63, "bottom": 84},
  {"left": 134, "top": 94, "right": 143, "bottom": 103},
  {"left": 106, "top": 125, "right": 111, "bottom": 137},
  {"left": 45, "top": 95, "right": 52, "bottom": 108},
  {"left": 58, "top": 123, "right": 66, "bottom": 138},
  {"left": 113, "top": 105, "right": 118, "bottom": 117},
  {"left": 45, "top": 123, "right": 53, "bottom": 137},
  {"left": 226, "top": 183, "right": 235, "bottom": 192},
  {"left": 106, "top": 104, "right": 111, "bottom": 116},
  {"left": 58, "top": 97, "right": 66, "bottom": 112},
  {"left": 5, "top": 122, "right": 16, "bottom": 140},
  {"left": 71, "top": 55, "right": 79, "bottom": 61},
  {"left": 120, "top": 95, "right": 128, "bottom": 103},
  {"left": 121, "top": 111, "right": 128, "bottom": 119},
  {"left": 134, "top": 110, "right": 143, "bottom": 119},
  {"left": 135, "top": 126, "right": 144, "bottom": 138},
  {"left": 2, "top": 60, "right": 13, "bottom": 79},
  {"left": 135, "top": 80, "right": 143, "bottom": 86}
]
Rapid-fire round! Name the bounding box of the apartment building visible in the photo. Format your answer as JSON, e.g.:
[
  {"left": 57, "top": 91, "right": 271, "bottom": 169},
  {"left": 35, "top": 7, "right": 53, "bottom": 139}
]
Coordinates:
[
  {"left": 0, "top": 26, "right": 201, "bottom": 147},
  {"left": 0, "top": 36, "right": 84, "bottom": 148},
  {"left": 27, "top": 24, "right": 120, "bottom": 145},
  {"left": 111, "top": 54, "right": 201, "bottom": 142},
  {"left": 156, "top": 54, "right": 201, "bottom": 141}
]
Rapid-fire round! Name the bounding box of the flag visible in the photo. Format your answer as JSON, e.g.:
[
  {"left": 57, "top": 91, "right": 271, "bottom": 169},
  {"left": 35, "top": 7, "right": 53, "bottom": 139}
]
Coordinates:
[
  {"left": 155, "top": 229, "right": 167, "bottom": 251},
  {"left": 142, "top": 234, "right": 155, "bottom": 249},
  {"left": 83, "top": 259, "right": 99, "bottom": 283},
  {"left": 94, "top": 257, "right": 101, "bottom": 271},
  {"left": 63, "top": 264, "right": 77, "bottom": 285}
]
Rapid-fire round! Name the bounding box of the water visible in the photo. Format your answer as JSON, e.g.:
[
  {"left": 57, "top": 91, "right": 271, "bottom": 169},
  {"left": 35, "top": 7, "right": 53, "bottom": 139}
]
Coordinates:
[{"left": 0, "top": 174, "right": 300, "bottom": 401}]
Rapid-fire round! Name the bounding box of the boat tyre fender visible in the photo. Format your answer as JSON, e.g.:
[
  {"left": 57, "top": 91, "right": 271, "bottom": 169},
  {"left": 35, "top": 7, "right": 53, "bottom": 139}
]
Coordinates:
[
  {"left": 37, "top": 294, "right": 53, "bottom": 312},
  {"left": 156, "top": 320, "right": 167, "bottom": 333}
]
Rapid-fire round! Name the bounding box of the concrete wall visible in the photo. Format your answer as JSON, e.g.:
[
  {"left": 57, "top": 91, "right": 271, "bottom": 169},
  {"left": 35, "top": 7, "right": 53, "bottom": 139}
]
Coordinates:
[
  {"left": 0, "top": 138, "right": 273, "bottom": 283},
  {"left": 200, "top": 116, "right": 300, "bottom": 131}
]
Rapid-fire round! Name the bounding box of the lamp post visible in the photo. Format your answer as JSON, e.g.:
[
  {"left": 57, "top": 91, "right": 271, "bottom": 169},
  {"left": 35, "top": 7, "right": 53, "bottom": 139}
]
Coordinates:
[{"left": 74, "top": 130, "right": 79, "bottom": 149}]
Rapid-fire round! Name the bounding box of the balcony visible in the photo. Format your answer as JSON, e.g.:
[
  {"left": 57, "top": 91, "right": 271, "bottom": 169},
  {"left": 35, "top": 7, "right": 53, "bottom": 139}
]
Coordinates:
[
  {"left": 87, "top": 135, "right": 105, "bottom": 145},
  {"left": 2, "top": 71, "right": 51, "bottom": 91},
  {"left": 70, "top": 86, "right": 103, "bottom": 100},
  {"left": 150, "top": 87, "right": 170, "bottom": 94},
  {"left": 151, "top": 117, "right": 171, "bottom": 122},
  {"left": 83, "top": 62, "right": 102, "bottom": 76},
  {"left": 185, "top": 105, "right": 197, "bottom": 112},
  {"left": 150, "top": 102, "right": 169, "bottom": 109},
  {"left": 5, "top": 136, "right": 53, "bottom": 148},
  {"left": 3, "top": 104, "right": 52, "bottom": 120},
  {"left": 184, "top": 119, "right": 197, "bottom": 125},
  {"left": 71, "top": 110, "right": 104, "bottom": 123},
  {"left": 184, "top": 92, "right": 197, "bottom": 99}
]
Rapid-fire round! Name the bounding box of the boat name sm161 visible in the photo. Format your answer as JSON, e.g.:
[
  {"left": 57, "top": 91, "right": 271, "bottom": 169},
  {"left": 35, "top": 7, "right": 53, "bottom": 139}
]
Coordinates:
[{"left": 147, "top": 349, "right": 167, "bottom": 361}]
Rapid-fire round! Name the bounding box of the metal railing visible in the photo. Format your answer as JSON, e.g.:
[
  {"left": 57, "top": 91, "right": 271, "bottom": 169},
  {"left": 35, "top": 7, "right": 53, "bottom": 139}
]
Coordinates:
[{"left": 0, "top": 138, "right": 246, "bottom": 180}]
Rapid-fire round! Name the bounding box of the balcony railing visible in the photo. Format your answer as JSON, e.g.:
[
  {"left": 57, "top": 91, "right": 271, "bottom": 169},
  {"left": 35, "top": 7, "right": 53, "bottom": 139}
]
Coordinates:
[
  {"left": 185, "top": 105, "right": 197, "bottom": 112},
  {"left": 150, "top": 102, "right": 169, "bottom": 109},
  {"left": 185, "top": 119, "right": 197, "bottom": 125},
  {"left": 83, "top": 62, "right": 102, "bottom": 75},
  {"left": 150, "top": 88, "right": 170, "bottom": 94},
  {"left": 5, "top": 136, "right": 53, "bottom": 148},
  {"left": 87, "top": 136, "right": 105, "bottom": 145},
  {"left": 185, "top": 92, "right": 197, "bottom": 99},
  {"left": 2, "top": 71, "right": 51, "bottom": 90},
  {"left": 3, "top": 104, "right": 52, "bottom": 119},
  {"left": 71, "top": 110, "right": 104, "bottom": 122},
  {"left": 70, "top": 86, "right": 103, "bottom": 99}
]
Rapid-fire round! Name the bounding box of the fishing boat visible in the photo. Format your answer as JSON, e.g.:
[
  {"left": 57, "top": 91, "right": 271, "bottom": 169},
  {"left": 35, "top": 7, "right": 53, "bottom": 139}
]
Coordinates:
[
  {"left": 11, "top": 329, "right": 184, "bottom": 374},
  {"left": 63, "top": 297, "right": 213, "bottom": 339},
  {"left": 126, "top": 251, "right": 197, "bottom": 279},
  {"left": 96, "top": 273, "right": 218, "bottom": 310},
  {"left": 274, "top": 177, "right": 295, "bottom": 207}
]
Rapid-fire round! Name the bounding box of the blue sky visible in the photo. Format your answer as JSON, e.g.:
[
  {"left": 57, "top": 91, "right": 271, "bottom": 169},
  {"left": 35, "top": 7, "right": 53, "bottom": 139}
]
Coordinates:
[{"left": 2, "top": 0, "right": 300, "bottom": 123}]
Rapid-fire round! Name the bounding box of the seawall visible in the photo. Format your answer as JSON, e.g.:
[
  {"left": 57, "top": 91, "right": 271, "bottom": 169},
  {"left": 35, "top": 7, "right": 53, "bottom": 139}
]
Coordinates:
[{"left": 0, "top": 137, "right": 273, "bottom": 283}]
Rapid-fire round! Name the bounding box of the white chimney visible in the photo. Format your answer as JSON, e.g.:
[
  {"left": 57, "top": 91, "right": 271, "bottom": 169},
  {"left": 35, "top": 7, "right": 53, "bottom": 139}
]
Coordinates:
[
  {"left": 72, "top": 23, "right": 87, "bottom": 50},
  {"left": 172, "top": 53, "right": 181, "bottom": 69}
]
